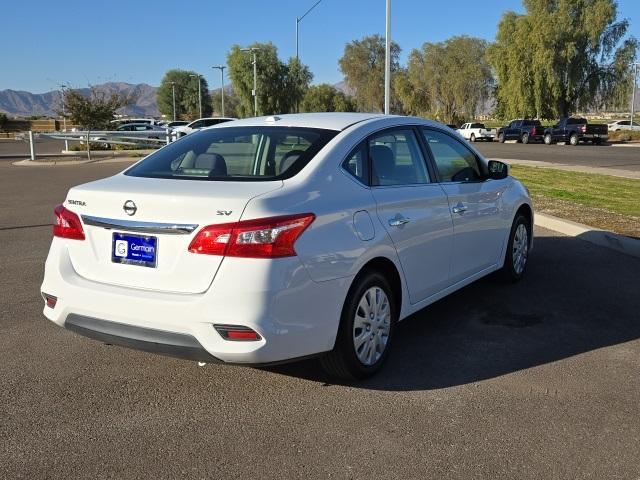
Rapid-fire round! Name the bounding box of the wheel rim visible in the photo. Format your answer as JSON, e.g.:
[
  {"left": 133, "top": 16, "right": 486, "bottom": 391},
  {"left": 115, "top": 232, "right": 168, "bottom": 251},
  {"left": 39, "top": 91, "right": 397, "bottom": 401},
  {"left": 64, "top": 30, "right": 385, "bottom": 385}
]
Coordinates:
[
  {"left": 353, "top": 286, "right": 391, "bottom": 366},
  {"left": 512, "top": 223, "right": 528, "bottom": 275}
]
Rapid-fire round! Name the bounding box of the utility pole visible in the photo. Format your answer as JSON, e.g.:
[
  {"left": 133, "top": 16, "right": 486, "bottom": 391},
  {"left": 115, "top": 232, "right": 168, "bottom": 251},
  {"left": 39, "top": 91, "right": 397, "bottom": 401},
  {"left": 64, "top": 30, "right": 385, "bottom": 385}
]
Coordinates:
[
  {"left": 59, "top": 84, "right": 69, "bottom": 151},
  {"left": 212, "top": 66, "right": 226, "bottom": 117},
  {"left": 190, "top": 74, "right": 203, "bottom": 118},
  {"left": 171, "top": 81, "right": 176, "bottom": 121},
  {"left": 242, "top": 48, "right": 261, "bottom": 116},
  {"left": 384, "top": 0, "right": 391, "bottom": 115}
]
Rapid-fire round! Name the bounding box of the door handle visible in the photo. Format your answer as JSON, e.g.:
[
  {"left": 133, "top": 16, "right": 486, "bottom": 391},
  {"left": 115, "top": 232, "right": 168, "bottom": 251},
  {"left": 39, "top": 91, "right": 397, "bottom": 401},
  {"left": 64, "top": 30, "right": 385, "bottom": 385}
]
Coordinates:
[
  {"left": 452, "top": 204, "right": 468, "bottom": 214},
  {"left": 389, "top": 217, "right": 410, "bottom": 227}
]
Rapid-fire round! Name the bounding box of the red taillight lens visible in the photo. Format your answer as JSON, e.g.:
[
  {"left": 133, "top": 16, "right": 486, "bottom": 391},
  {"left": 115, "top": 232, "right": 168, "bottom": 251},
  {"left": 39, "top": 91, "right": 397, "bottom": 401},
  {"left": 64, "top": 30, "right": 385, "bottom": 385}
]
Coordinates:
[
  {"left": 53, "top": 204, "right": 85, "bottom": 240},
  {"left": 214, "top": 324, "right": 261, "bottom": 341},
  {"left": 42, "top": 293, "right": 57, "bottom": 308},
  {"left": 188, "top": 213, "right": 315, "bottom": 258}
]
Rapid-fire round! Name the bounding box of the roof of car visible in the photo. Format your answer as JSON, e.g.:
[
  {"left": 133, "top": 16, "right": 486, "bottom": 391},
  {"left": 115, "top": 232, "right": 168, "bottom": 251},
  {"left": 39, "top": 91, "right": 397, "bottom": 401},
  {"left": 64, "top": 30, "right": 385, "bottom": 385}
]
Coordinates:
[{"left": 214, "top": 112, "right": 389, "bottom": 131}]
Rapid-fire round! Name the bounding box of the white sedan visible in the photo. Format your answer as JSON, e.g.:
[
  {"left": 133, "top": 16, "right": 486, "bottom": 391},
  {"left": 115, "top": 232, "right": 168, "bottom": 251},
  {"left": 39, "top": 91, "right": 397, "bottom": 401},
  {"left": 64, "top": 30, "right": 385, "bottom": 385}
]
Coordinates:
[
  {"left": 607, "top": 120, "right": 640, "bottom": 132},
  {"left": 41, "top": 113, "right": 533, "bottom": 379},
  {"left": 173, "top": 117, "right": 236, "bottom": 137}
]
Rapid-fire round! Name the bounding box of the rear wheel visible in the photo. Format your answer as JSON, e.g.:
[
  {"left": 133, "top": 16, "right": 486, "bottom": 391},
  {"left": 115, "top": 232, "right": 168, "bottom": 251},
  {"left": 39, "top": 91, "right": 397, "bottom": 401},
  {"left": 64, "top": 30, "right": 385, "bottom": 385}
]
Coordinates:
[
  {"left": 521, "top": 132, "right": 529, "bottom": 144},
  {"left": 569, "top": 133, "right": 579, "bottom": 146},
  {"left": 500, "top": 213, "right": 531, "bottom": 283},
  {"left": 470, "top": 133, "right": 476, "bottom": 142},
  {"left": 320, "top": 271, "right": 396, "bottom": 380}
]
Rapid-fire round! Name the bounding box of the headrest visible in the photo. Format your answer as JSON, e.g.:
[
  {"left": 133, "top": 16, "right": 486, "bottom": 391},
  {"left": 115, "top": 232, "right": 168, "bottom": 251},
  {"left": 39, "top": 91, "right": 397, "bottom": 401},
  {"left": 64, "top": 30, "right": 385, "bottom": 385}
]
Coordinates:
[
  {"left": 194, "top": 153, "right": 227, "bottom": 176},
  {"left": 370, "top": 144, "right": 395, "bottom": 181},
  {"left": 279, "top": 149, "right": 305, "bottom": 174}
]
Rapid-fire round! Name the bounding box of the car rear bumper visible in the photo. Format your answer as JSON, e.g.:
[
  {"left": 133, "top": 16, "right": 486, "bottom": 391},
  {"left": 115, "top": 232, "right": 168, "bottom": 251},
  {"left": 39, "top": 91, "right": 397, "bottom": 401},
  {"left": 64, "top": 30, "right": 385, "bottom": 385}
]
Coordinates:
[{"left": 41, "top": 238, "right": 350, "bottom": 364}]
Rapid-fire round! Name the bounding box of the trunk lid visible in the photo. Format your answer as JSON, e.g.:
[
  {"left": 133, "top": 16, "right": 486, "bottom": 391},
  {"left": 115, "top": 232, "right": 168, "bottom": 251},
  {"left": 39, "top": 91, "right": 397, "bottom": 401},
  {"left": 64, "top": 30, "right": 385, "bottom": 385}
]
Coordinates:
[{"left": 64, "top": 174, "right": 282, "bottom": 293}]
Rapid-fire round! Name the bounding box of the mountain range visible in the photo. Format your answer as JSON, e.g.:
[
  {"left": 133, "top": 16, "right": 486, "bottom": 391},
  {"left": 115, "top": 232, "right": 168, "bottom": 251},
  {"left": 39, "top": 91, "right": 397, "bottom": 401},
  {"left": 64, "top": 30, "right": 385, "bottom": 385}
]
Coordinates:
[{"left": 0, "top": 81, "right": 638, "bottom": 118}]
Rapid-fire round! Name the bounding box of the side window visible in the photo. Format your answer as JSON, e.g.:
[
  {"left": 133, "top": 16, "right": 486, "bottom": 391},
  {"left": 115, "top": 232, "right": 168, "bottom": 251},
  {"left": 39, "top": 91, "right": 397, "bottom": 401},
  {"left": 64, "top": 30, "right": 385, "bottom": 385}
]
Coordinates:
[
  {"left": 422, "top": 129, "right": 483, "bottom": 183},
  {"left": 342, "top": 143, "right": 368, "bottom": 185},
  {"left": 191, "top": 121, "right": 203, "bottom": 129},
  {"left": 369, "top": 129, "right": 430, "bottom": 186}
]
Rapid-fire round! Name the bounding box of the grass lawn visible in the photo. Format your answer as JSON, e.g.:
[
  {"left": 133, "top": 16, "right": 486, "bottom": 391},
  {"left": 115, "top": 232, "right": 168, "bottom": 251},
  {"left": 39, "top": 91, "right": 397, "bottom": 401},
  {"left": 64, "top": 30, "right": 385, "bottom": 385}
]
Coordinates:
[{"left": 510, "top": 165, "right": 640, "bottom": 238}]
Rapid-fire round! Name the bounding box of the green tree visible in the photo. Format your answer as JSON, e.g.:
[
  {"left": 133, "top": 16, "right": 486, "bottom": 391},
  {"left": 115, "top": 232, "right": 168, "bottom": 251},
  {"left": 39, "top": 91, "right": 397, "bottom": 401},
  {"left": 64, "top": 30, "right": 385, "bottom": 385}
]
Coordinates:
[
  {"left": 395, "top": 36, "right": 493, "bottom": 124},
  {"left": 157, "top": 69, "right": 212, "bottom": 120},
  {"left": 300, "top": 84, "right": 356, "bottom": 112},
  {"left": 338, "top": 34, "right": 401, "bottom": 112},
  {"left": 227, "top": 42, "right": 312, "bottom": 117},
  {"left": 0, "top": 112, "right": 7, "bottom": 131},
  {"left": 488, "top": 0, "right": 638, "bottom": 119},
  {"left": 62, "top": 87, "right": 134, "bottom": 129},
  {"left": 211, "top": 87, "right": 241, "bottom": 118}
]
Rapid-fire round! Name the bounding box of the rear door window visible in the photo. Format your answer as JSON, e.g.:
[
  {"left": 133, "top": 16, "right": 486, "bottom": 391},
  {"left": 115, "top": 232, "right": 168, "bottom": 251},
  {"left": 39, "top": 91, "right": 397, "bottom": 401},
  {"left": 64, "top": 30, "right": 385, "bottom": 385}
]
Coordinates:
[
  {"left": 125, "top": 126, "right": 337, "bottom": 181},
  {"left": 369, "top": 129, "right": 430, "bottom": 186}
]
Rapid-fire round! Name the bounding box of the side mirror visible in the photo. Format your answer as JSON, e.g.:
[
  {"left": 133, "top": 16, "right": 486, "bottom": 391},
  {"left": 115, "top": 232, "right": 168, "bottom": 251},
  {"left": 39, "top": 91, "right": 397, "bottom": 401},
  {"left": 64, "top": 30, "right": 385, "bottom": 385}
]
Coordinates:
[{"left": 487, "top": 160, "right": 509, "bottom": 180}]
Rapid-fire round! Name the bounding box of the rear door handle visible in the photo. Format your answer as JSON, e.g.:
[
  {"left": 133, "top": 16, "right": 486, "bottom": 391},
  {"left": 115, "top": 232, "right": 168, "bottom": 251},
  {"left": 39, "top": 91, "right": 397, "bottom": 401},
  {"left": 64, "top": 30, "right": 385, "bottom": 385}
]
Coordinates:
[
  {"left": 389, "top": 217, "right": 410, "bottom": 227},
  {"left": 452, "top": 203, "right": 468, "bottom": 214}
]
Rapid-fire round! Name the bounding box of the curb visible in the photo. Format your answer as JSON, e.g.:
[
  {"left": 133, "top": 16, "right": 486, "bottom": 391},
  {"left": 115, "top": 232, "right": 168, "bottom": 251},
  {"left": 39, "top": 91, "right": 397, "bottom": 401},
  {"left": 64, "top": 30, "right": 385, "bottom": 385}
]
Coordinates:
[
  {"left": 12, "top": 157, "right": 140, "bottom": 167},
  {"left": 534, "top": 213, "right": 640, "bottom": 258}
]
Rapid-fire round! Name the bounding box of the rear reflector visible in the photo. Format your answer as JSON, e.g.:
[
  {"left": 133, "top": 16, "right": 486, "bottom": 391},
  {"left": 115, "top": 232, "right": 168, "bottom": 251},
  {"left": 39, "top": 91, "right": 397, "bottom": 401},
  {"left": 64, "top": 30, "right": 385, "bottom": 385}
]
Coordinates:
[
  {"left": 53, "top": 204, "right": 85, "bottom": 240},
  {"left": 214, "top": 324, "right": 261, "bottom": 341},
  {"left": 42, "top": 293, "right": 57, "bottom": 308},
  {"left": 189, "top": 213, "right": 315, "bottom": 258}
]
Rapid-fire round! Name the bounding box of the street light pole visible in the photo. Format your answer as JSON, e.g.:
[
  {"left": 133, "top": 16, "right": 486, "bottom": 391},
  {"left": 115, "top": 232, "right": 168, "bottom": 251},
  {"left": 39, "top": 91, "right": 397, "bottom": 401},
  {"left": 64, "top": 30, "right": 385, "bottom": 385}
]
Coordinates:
[
  {"left": 631, "top": 62, "right": 639, "bottom": 128},
  {"left": 242, "top": 48, "right": 261, "bottom": 116},
  {"left": 295, "top": 0, "right": 322, "bottom": 61},
  {"left": 212, "top": 66, "right": 226, "bottom": 117},
  {"left": 384, "top": 0, "right": 391, "bottom": 115},
  {"left": 171, "top": 81, "right": 176, "bottom": 121},
  {"left": 59, "top": 84, "right": 69, "bottom": 151},
  {"left": 190, "top": 74, "right": 203, "bottom": 118}
]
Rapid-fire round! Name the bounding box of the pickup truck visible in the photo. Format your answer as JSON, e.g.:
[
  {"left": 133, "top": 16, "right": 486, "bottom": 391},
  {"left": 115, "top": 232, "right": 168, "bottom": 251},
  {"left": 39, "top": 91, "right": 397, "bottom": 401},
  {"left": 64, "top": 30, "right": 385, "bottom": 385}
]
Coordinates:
[
  {"left": 496, "top": 119, "right": 545, "bottom": 144},
  {"left": 457, "top": 123, "right": 496, "bottom": 142},
  {"left": 544, "top": 118, "right": 608, "bottom": 145}
]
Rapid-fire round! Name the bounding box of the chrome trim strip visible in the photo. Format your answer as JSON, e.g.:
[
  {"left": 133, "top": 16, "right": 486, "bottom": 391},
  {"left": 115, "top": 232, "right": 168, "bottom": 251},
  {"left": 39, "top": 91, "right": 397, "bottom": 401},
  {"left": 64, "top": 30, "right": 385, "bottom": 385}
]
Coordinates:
[{"left": 81, "top": 215, "right": 198, "bottom": 235}]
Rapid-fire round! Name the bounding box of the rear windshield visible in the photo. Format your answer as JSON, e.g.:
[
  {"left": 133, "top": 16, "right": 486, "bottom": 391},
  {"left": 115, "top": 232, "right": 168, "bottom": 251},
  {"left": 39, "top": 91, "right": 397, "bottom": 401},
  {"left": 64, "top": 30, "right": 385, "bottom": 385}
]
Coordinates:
[
  {"left": 470, "top": 123, "right": 485, "bottom": 129},
  {"left": 125, "top": 126, "right": 337, "bottom": 181}
]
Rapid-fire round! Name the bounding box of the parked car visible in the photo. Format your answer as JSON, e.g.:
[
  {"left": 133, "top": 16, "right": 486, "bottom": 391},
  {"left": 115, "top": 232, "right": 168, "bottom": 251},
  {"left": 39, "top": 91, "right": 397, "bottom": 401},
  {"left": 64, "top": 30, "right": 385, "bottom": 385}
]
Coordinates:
[
  {"left": 110, "top": 118, "right": 159, "bottom": 127},
  {"left": 116, "top": 123, "right": 166, "bottom": 133},
  {"left": 458, "top": 122, "right": 496, "bottom": 142},
  {"left": 607, "top": 120, "right": 640, "bottom": 132},
  {"left": 164, "top": 120, "right": 189, "bottom": 130},
  {"left": 173, "top": 117, "right": 236, "bottom": 137},
  {"left": 544, "top": 117, "right": 608, "bottom": 145},
  {"left": 41, "top": 113, "right": 533, "bottom": 379},
  {"left": 497, "top": 119, "right": 545, "bottom": 144}
]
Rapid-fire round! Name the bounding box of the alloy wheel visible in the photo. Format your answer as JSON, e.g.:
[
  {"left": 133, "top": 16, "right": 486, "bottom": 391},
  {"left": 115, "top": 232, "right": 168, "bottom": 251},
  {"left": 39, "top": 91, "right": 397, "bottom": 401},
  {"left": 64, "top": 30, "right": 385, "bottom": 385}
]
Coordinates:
[{"left": 512, "top": 223, "right": 528, "bottom": 275}]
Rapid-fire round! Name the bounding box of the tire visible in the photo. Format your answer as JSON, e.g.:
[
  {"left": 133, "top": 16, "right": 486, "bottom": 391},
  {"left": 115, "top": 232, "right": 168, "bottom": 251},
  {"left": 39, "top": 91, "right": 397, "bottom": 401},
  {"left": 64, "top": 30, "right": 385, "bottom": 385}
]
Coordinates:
[
  {"left": 499, "top": 213, "right": 531, "bottom": 283},
  {"left": 593, "top": 138, "right": 602, "bottom": 145},
  {"left": 498, "top": 132, "right": 505, "bottom": 143},
  {"left": 521, "top": 132, "right": 529, "bottom": 144},
  {"left": 569, "top": 133, "right": 579, "bottom": 146},
  {"left": 320, "top": 271, "right": 397, "bottom": 380},
  {"left": 544, "top": 133, "right": 553, "bottom": 145},
  {"left": 470, "top": 133, "right": 476, "bottom": 142}
]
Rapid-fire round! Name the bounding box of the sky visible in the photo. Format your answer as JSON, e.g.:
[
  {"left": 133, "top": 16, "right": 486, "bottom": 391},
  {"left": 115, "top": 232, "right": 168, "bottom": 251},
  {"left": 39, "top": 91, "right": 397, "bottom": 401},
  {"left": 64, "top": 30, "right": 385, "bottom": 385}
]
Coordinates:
[{"left": 1, "top": 0, "right": 639, "bottom": 93}]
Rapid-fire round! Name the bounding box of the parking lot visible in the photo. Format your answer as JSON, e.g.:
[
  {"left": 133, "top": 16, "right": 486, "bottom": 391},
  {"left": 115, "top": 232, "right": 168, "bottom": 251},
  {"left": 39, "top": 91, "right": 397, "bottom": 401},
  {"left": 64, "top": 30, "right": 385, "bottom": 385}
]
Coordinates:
[{"left": 1, "top": 160, "right": 639, "bottom": 479}]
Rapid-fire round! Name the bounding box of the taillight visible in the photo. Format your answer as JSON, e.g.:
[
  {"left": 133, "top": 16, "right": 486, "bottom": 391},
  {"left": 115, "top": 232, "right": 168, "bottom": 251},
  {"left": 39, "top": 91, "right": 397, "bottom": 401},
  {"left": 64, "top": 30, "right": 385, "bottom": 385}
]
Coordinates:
[
  {"left": 581, "top": 125, "right": 587, "bottom": 133},
  {"left": 214, "top": 324, "right": 261, "bottom": 341},
  {"left": 188, "top": 213, "right": 315, "bottom": 258},
  {"left": 53, "top": 204, "right": 85, "bottom": 240}
]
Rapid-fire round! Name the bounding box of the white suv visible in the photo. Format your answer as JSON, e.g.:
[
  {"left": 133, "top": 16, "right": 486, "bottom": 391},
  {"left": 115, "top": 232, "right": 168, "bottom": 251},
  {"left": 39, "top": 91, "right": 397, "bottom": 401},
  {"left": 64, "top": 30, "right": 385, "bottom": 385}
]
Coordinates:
[{"left": 41, "top": 113, "right": 533, "bottom": 379}]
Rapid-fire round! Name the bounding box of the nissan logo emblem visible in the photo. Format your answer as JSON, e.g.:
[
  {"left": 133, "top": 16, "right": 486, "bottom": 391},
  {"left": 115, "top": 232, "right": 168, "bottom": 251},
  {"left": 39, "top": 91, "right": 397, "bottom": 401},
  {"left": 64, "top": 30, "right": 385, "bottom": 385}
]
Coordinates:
[{"left": 123, "top": 200, "right": 137, "bottom": 216}]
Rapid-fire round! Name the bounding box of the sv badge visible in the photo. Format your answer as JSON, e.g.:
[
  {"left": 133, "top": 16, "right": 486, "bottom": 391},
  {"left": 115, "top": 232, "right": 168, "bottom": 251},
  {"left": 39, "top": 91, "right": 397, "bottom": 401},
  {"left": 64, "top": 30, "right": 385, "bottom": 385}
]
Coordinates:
[{"left": 217, "top": 210, "right": 233, "bottom": 216}]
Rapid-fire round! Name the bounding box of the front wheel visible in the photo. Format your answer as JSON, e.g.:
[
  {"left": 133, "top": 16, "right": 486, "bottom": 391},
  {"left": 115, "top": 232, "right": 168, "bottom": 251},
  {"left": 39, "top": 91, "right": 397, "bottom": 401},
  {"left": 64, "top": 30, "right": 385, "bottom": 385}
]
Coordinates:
[
  {"left": 320, "top": 271, "right": 397, "bottom": 380},
  {"left": 498, "top": 132, "right": 505, "bottom": 143},
  {"left": 544, "top": 133, "right": 553, "bottom": 145},
  {"left": 499, "top": 213, "right": 531, "bottom": 283}
]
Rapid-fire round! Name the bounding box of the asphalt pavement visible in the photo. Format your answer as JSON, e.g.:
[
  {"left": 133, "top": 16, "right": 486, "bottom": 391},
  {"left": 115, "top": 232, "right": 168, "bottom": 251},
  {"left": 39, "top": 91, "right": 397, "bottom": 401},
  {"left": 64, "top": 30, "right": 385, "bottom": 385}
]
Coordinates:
[{"left": 1, "top": 161, "right": 639, "bottom": 479}]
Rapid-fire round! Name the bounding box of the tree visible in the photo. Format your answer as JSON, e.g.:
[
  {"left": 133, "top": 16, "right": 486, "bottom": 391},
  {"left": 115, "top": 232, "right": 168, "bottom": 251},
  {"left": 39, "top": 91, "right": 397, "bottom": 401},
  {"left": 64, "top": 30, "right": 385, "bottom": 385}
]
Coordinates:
[
  {"left": 62, "top": 87, "right": 134, "bottom": 130},
  {"left": 395, "top": 36, "right": 493, "bottom": 124},
  {"left": 211, "top": 87, "right": 241, "bottom": 118},
  {"left": 487, "top": 0, "right": 638, "bottom": 119},
  {"left": 338, "top": 34, "right": 401, "bottom": 112},
  {"left": 0, "top": 112, "right": 7, "bottom": 131},
  {"left": 300, "top": 84, "right": 356, "bottom": 112},
  {"left": 227, "top": 42, "right": 312, "bottom": 117},
  {"left": 156, "top": 69, "right": 212, "bottom": 120}
]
